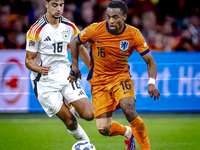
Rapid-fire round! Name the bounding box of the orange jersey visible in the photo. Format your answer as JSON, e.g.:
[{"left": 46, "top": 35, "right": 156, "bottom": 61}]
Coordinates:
[{"left": 78, "top": 20, "right": 150, "bottom": 85}]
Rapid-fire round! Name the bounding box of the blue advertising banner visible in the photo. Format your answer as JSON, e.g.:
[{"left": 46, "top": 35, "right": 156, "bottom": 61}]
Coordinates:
[
  {"left": 29, "top": 51, "right": 200, "bottom": 113},
  {"left": 1, "top": 50, "right": 199, "bottom": 113}
]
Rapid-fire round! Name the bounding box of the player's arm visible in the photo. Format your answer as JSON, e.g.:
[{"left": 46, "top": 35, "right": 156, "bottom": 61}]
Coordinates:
[
  {"left": 68, "top": 36, "right": 83, "bottom": 82},
  {"left": 25, "top": 51, "right": 51, "bottom": 75},
  {"left": 77, "top": 44, "right": 90, "bottom": 68},
  {"left": 142, "top": 52, "right": 160, "bottom": 100}
]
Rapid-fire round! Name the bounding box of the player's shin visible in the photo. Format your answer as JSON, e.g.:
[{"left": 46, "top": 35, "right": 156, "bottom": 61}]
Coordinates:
[{"left": 129, "top": 116, "right": 150, "bottom": 150}]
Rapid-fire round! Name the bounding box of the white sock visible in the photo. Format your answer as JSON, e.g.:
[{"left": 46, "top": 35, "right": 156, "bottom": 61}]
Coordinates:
[
  {"left": 70, "top": 106, "right": 80, "bottom": 118},
  {"left": 67, "top": 124, "right": 90, "bottom": 142},
  {"left": 124, "top": 126, "right": 132, "bottom": 139}
]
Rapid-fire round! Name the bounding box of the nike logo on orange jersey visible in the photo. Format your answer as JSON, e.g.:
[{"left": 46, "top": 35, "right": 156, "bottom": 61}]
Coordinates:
[
  {"left": 97, "top": 41, "right": 103, "bottom": 43},
  {"left": 124, "top": 91, "right": 130, "bottom": 94}
]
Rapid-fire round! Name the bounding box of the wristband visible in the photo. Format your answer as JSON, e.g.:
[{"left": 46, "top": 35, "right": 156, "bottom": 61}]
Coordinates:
[
  {"left": 70, "top": 69, "right": 81, "bottom": 79},
  {"left": 148, "top": 78, "right": 155, "bottom": 85}
]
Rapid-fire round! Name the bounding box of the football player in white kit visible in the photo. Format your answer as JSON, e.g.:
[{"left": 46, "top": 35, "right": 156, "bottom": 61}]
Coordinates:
[{"left": 25, "top": 0, "right": 94, "bottom": 142}]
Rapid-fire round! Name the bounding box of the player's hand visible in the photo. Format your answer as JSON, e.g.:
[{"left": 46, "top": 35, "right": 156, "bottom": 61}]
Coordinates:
[
  {"left": 40, "top": 65, "right": 51, "bottom": 75},
  {"left": 148, "top": 84, "right": 160, "bottom": 101},
  {"left": 67, "top": 69, "right": 82, "bottom": 83},
  {"left": 68, "top": 74, "right": 78, "bottom": 83}
]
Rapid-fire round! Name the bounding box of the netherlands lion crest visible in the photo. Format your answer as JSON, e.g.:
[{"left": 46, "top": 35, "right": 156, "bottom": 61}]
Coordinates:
[{"left": 120, "top": 40, "right": 129, "bottom": 51}]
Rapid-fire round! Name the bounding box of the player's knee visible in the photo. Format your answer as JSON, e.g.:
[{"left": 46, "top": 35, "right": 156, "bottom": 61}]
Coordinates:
[
  {"left": 80, "top": 111, "right": 94, "bottom": 121},
  {"left": 124, "top": 109, "right": 137, "bottom": 122},
  {"left": 97, "top": 125, "right": 111, "bottom": 136},
  {"left": 85, "top": 112, "right": 94, "bottom": 121},
  {"left": 98, "top": 128, "right": 110, "bottom": 136}
]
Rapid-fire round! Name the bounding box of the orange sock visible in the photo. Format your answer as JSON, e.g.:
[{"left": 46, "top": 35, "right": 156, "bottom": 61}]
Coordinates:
[
  {"left": 108, "top": 121, "right": 126, "bottom": 136},
  {"left": 130, "top": 116, "right": 150, "bottom": 150}
]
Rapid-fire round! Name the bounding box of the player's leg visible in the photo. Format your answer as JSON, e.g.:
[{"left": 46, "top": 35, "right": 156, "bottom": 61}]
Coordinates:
[
  {"left": 91, "top": 83, "right": 131, "bottom": 138},
  {"left": 64, "top": 99, "right": 80, "bottom": 118},
  {"left": 95, "top": 111, "right": 132, "bottom": 139},
  {"left": 120, "top": 97, "right": 150, "bottom": 150},
  {"left": 31, "top": 80, "right": 90, "bottom": 142},
  {"left": 113, "top": 77, "right": 150, "bottom": 149},
  {"left": 61, "top": 81, "right": 94, "bottom": 121},
  {"left": 42, "top": 92, "right": 90, "bottom": 142},
  {"left": 95, "top": 111, "right": 113, "bottom": 136},
  {"left": 96, "top": 116, "right": 134, "bottom": 150},
  {"left": 71, "top": 97, "right": 94, "bottom": 121},
  {"left": 56, "top": 103, "right": 90, "bottom": 142}
]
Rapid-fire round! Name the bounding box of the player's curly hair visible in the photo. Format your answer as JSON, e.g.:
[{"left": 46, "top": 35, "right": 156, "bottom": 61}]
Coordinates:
[{"left": 107, "top": 0, "right": 127, "bottom": 15}]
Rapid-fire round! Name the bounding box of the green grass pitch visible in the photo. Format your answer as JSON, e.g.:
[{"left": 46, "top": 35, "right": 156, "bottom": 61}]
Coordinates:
[{"left": 0, "top": 113, "right": 200, "bottom": 150}]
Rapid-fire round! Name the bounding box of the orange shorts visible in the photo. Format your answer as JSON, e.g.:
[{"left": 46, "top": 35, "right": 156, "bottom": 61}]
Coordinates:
[{"left": 91, "top": 75, "right": 135, "bottom": 117}]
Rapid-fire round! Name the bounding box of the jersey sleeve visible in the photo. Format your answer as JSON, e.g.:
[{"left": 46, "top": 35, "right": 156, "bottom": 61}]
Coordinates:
[
  {"left": 68, "top": 22, "right": 80, "bottom": 41},
  {"left": 26, "top": 26, "right": 40, "bottom": 53},
  {"left": 77, "top": 24, "right": 95, "bottom": 44},
  {"left": 134, "top": 29, "right": 150, "bottom": 56}
]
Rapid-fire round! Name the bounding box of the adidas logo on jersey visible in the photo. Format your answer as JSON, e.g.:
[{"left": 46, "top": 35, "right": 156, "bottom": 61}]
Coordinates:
[
  {"left": 78, "top": 90, "right": 85, "bottom": 96},
  {"left": 44, "top": 36, "right": 51, "bottom": 41}
]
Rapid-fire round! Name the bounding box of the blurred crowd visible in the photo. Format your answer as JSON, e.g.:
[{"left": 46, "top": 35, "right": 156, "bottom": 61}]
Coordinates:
[{"left": 0, "top": 0, "right": 200, "bottom": 51}]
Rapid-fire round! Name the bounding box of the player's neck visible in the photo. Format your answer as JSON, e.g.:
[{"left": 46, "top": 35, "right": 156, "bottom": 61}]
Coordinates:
[
  {"left": 118, "top": 25, "right": 124, "bottom": 34},
  {"left": 45, "top": 13, "right": 60, "bottom": 28}
]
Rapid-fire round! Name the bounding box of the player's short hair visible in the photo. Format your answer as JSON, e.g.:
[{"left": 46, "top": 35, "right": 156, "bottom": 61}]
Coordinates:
[{"left": 107, "top": 0, "right": 127, "bottom": 15}]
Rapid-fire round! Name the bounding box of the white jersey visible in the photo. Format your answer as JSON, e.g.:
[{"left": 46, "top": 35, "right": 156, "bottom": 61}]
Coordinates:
[{"left": 26, "top": 14, "right": 80, "bottom": 82}]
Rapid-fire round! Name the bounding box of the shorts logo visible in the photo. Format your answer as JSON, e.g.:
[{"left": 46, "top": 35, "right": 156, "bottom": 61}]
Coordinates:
[
  {"left": 48, "top": 108, "right": 53, "bottom": 112},
  {"left": 120, "top": 40, "right": 129, "bottom": 51},
  {"left": 62, "top": 30, "right": 68, "bottom": 40},
  {"left": 29, "top": 40, "right": 35, "bottom": 47},
  {"left": 78, "top": 90, "right": 85, "bottom": 96}
]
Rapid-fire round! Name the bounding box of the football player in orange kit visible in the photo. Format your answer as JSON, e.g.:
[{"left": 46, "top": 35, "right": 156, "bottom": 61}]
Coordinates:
[{"left": 68, "top": 1, "right": 160, "bottom": 150}]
